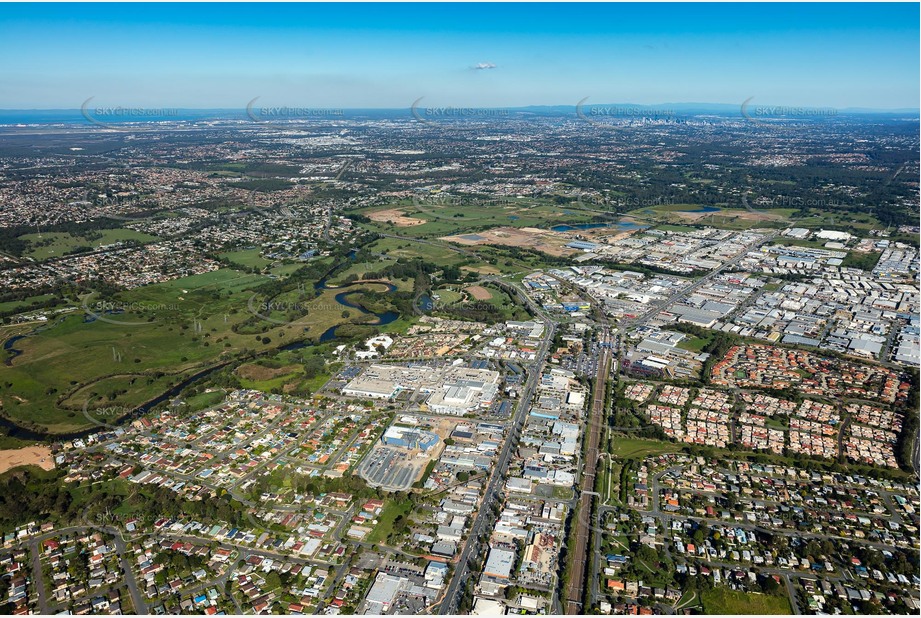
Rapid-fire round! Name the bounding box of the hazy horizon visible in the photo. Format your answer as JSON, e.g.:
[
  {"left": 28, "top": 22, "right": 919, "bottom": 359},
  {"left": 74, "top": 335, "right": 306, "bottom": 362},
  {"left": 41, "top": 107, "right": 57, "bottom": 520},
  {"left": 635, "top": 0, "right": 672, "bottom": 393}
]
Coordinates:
[{"left": 1, "top": 2, "right": 918, "bottom": 110}]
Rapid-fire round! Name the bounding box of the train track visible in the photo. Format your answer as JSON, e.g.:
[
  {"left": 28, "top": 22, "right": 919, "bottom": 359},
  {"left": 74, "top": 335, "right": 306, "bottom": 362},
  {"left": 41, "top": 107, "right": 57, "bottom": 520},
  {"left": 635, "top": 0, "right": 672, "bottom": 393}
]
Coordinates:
[{"left": 565, "top": 331, "right": 611, "bottom": 613}]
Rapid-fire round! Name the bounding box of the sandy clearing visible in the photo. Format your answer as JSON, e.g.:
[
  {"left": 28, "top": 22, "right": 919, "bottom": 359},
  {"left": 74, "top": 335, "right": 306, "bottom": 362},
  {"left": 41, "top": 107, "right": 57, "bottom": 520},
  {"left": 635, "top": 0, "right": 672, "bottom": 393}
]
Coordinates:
[
  {"left": 441, "top": 226, "right": 575, "bottom": 257},
  {"left": 465, "top": 285, "right": 492, "bottom": 301},
  {"left": 0, "top": 446, "right": 55, "bottom": 474},
  {"left": 368, "top": 208, "right": 426, "bottom": 227},
  {"left": 461, "top": 265, "right": 501, "bottom": 275}
]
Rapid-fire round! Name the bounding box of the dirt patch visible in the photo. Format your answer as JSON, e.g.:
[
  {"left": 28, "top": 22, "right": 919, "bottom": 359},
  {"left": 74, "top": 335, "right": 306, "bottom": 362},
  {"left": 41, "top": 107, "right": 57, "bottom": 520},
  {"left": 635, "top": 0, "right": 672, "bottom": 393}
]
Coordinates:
[
  {"left": 368, "top": 208, "right": 426, "bottom": 227},
  {"left": 465, "top": 285, "right": 492, "bottom": 301},
  {"left": 235, "top": 363, "right": 301, "bottom": 382},
  {"left": 0, "top": 446, "right": 54, "bottom": 474},
  {"left": 461, "top": 265, "right": 501, "bottom": 275},
  {"left": 441, "top": 226, "right": 576, "bottom": 257},
  {"left": 675, "top": 208, "right": 784, "bottom": 223}
]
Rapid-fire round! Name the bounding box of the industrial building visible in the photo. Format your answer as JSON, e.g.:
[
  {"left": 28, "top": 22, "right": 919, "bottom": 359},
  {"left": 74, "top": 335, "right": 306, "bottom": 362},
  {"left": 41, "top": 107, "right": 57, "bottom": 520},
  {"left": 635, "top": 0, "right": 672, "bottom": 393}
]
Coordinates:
[{"left": 381, "top": 425, "right": 440, "bottom": 451}]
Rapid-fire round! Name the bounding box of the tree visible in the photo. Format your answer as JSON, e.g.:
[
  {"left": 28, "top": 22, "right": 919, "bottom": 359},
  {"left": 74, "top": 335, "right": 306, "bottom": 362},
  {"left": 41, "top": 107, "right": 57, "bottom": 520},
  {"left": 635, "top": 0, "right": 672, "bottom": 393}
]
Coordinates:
[{"left": 263, "top": 571, "right": 282, "bottom": 591}]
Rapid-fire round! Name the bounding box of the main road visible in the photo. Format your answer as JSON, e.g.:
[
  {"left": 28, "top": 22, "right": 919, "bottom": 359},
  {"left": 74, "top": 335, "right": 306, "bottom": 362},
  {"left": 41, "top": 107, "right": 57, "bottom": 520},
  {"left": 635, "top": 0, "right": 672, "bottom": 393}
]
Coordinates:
[{"left": 436, "top": 279, "right": 558, "bottom": 614}]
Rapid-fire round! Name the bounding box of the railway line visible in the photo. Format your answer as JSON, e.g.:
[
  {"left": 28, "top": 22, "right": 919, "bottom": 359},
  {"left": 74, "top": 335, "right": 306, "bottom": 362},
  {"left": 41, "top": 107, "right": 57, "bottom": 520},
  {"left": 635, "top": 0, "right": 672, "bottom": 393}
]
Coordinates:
[{"left": 565, "top": 328, "right": 612, "bottom": 614}]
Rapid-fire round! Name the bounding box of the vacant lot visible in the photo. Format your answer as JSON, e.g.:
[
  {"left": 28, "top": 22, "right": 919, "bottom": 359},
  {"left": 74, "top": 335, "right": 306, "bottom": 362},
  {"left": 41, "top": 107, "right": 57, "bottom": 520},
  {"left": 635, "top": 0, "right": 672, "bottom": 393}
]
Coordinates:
[
  {"left": 366, "top": 498, "right": 414, "bottom": 544},
  {"left": 441, "top": 226, "right": 576, "bottom": 257},
  {"left": 609, "top": 437, "right": 681, "bottom": 460},
  {"left": 219, "top": 248, "right": 274, "bottom": 269},
  {"left": 701, "top": 588, "right": 791, "bottom": 615},
  {"left": 368, "top": 208, "right": 426, "bottom": 227},
  {"left": 236, "top": 362, "right": 301, "bottom": 382}
]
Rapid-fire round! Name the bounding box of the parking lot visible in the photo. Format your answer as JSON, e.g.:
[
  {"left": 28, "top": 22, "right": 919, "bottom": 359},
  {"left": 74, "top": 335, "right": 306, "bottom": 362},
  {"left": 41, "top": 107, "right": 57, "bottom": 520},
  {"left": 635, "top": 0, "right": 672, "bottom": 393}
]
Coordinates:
[{"left": 357, "top": 446, "right": 424, "bottom": 491}]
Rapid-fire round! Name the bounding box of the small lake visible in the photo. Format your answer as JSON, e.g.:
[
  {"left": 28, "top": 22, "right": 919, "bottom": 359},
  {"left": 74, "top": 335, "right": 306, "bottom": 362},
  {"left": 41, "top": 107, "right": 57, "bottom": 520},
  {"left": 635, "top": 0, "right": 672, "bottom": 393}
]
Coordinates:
[
  {"left": 3, "top": 334, "right": 26, "bottom": 366},
  {"left": 551, "top": 220, "right": 649, "bottom": 232},
  {"left": 677, "top": 206, "right": 720, "bottom": 213},
  {"left": 315, "top": 281, "right": 399, "bottom": 342}
]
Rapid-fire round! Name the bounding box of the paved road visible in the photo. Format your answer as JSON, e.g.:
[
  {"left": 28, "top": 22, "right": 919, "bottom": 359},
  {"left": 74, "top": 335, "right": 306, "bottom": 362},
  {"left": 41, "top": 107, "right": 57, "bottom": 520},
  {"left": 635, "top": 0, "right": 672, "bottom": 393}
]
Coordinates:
[
  {"left": 112, "top": 535, "right": 148, "bottom": 614},
  {"left": 27, "top": 538, "right": 50, "bottom": 614},
  {"left": 437, "top": 280, "right": 558, "bottom": 614},
  {"left": 645, "top": 467, "right": 914, "bottom": 553},
  {"left": 622, "top": 231, "right": 777, "bottom": 328}
]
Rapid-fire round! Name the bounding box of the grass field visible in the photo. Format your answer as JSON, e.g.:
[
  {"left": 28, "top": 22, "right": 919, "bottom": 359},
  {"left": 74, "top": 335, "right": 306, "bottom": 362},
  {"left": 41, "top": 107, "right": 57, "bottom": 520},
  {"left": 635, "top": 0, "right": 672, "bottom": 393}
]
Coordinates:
[
  {"left": 791, "top": 209, "right": 883, "bottom": 231},
  {"left": 431, "top": 288, "right": 464, "bottom": 305},
  {"left": 329, "top": 258, "right": 398, "bottom": 284},
  {"left": 0, "top": 435, "right": 36, "bottom": 449},
  {"left": 0, "top": 265, "right": 401, "bottom": 433},
  {"left": 609, "top": 437, "right": 681, "bottom": 460},
  {"left": 478, "top": 284, "right": 532, "bottom": 321},
  {"left": 184, "top": 390, "right": 226, "bottom": 412},
  {"left": 367, "top": 237, "right": 468, "bottom": 267},
  {"left": 236, "top": 363, "right": 304, "bottom": 392},
  {"left": 19, "top": 229, "right": 158, "bottom": 261},
  {"left": 219, "top": 248, "right": 274, "bottom": 269},
  {"left": 677, "top": 335, "right": 711, "bottom": 352},
  {"left": 0, "top": 293, "right": 56, "bottom": 315},
  {"left": 354, "top": 199, "right": 597, "bottom": 239},
  {"left": 366, "top": 498, "right": 414, "bottom": 544},
  {"left": 701, "top": 588, "right": 791, "bottom": 615}
]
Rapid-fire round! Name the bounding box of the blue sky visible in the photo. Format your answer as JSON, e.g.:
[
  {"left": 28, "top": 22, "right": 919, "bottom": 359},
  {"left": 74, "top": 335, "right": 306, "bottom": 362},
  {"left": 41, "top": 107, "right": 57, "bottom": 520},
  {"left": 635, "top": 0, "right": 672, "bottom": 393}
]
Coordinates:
[{"left": 1, "top": 2, "right": 918, "bottom": 109}]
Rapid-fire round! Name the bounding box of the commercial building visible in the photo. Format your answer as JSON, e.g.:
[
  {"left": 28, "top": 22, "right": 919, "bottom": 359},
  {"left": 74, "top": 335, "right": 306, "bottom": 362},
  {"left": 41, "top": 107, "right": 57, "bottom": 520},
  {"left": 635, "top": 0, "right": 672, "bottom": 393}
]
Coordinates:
[
  {"left": 363, "top": 572, "right": 408, "bottom": 614},
  {"left": 483, "top": 547, "right": 516, "bottom": 580},
  {"left": 381, "top": 426, "right": 440, "bottom": 451}
]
